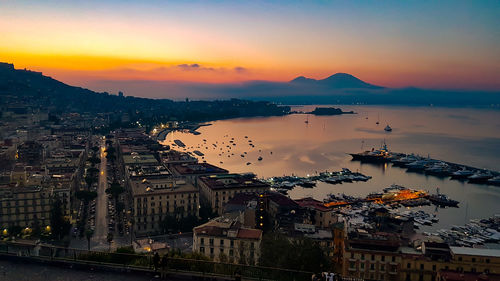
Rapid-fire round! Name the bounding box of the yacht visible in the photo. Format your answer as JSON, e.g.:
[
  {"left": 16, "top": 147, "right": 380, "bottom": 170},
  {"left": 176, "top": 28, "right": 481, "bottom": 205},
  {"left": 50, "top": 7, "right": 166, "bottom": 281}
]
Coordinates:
[
  {"left": 468, "top": 171, "right": 493, "bottom": 183},
  {"left": 451, "top": 169, "right": 475, "bottom": 179}
]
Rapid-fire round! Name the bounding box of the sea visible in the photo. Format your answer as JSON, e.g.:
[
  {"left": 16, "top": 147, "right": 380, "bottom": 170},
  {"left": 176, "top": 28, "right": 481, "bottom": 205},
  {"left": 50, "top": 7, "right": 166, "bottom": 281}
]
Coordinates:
[{"left": 161, "top": 105, "right": 500, "bottom": 232}]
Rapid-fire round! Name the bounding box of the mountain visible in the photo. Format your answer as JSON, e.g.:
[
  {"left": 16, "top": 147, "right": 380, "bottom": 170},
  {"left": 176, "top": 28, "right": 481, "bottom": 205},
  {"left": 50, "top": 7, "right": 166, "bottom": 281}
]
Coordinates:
[{"left": 290, "top": 73, "right": 383, "bottom": 89}]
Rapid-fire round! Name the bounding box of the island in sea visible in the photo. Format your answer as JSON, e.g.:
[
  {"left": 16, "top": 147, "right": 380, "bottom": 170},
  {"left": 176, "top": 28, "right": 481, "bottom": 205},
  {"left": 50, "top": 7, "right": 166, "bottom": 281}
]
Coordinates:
[{"left": 307, "top": 107, "right": 355, "bottom": 115}]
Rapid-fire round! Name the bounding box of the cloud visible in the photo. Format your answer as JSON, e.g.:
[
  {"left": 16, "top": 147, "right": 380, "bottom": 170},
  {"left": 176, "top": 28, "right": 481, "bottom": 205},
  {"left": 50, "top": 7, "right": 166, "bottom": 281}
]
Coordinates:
[
  {"left": 234, "top": 66, "right": 247, "bottom": 73},
  {"left": 176, "top": 63, "right": 214, "bottom": 71}
]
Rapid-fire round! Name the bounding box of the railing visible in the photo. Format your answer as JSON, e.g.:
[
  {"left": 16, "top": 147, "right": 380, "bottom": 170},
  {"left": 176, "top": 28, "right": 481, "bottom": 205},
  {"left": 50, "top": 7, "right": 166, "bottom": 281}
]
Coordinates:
[{"left": 0, "top": 241, "right": 313, "bottom": 281}]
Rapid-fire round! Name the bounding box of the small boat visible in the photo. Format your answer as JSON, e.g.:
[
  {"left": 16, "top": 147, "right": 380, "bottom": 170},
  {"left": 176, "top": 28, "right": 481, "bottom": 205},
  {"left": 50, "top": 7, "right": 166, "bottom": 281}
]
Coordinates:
[
  {"left": 258, "top": 156, "right": 263, "bottom": 161},
  {"left": 384, "top": 125, "right": 392, "bottom": 132},
  {"left": 428, "top": 194, "right": 459, "bottom": 207},
  {"left": 246, "top": 162, "right": 251, "bottom": 165}
]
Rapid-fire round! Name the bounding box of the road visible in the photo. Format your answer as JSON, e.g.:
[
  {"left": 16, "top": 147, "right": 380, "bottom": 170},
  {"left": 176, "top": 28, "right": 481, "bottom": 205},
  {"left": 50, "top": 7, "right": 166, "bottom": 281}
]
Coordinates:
[{"left": 91, "top": 140, "right": 110, "bottom": 251}]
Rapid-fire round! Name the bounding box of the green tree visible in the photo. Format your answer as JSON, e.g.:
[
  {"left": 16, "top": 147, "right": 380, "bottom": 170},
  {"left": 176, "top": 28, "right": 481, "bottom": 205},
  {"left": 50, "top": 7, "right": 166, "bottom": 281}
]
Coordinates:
[
  {"left": 259, "top": 233, "right": 330, "bottom": 273},
  {"left": 50, "top": 198, "right": 71, "bottom": 240},
  {"left": 106, "top": 182, "right": 125, "bottom": 199},
  {"left": 76, "top": 190, "right": 98, "bottom": 203}
]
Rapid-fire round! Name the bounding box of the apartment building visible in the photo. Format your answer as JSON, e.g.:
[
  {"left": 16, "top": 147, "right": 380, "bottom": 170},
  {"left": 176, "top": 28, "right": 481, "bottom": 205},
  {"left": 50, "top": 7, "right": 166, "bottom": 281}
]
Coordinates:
[
  {"left": 131, "top": 173, "right": 199, "bottom": 236},
  {"left": 198, "top": 174, "right": 269, "bottom": 215},
  {"left": 193, "top": 218, "right": 262, "bottom": 265}
]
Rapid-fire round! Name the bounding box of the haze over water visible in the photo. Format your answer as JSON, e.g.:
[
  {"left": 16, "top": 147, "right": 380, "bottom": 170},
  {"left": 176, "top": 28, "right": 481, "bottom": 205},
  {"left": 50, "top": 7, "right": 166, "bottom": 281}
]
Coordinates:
[{"left": 163, "top": 105, "right": 500, "bottom": 231}]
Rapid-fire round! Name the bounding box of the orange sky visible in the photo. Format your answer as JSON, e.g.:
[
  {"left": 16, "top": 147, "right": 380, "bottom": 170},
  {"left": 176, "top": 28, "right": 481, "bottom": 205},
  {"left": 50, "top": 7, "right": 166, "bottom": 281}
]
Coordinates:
[{"left": 1, "top": 1, "right": 499, "bottom": 90}]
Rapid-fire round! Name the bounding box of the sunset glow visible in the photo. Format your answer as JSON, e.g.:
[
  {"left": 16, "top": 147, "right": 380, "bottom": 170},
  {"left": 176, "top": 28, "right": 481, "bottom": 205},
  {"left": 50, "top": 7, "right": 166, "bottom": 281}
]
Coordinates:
[{"left": 1, "top": 0, "right": 499, "bottom": 90}]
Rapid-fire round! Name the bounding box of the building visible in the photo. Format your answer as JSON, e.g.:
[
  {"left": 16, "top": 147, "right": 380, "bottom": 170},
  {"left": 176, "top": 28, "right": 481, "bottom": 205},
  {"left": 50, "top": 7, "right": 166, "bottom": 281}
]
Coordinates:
[
  {"left": 17, "top": 141, "right": 44, "bottom": 165},
  {"left": 130, "top": 174, "right": 199, "bottom": 236},
  {"left": 171, "top": 163, "right": 228, "bottom": 186},
  {"left": 295, "top": 197, "right": 337, "bottom": 228},
  {"left": 193, "top": 217, "right": 262, "bottom": 265},
  {"left": 342, "top": 230, "right": 402, "bottom": 281},
  {"left": 0, "top": 185, "right": 55, "bottom": 231},
  {"left": 198, "top": 174, "right": 269, "bottom": 215}
]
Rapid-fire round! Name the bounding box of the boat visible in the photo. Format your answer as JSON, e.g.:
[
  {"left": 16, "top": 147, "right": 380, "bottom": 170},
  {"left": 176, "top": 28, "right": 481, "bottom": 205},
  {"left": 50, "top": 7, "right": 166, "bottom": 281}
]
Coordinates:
[
  {"left": 487, "top": 176, "right": 500, "bottom": 186},
  {"left": 246, "top": 162, "right": 251, "bottom": 165},
  {"left": 392, "top": 154, "right": 420, "bottom": 167},
  {"left": 305, "top": 115, "right": 309, "bottom": 124},
  {"left": 451, "top": 169, "right": 475, "bottom": 179},
  {"left": 384, "top": 125, "right": 392, "bottom": 132},
  {"left": 428, "top": 194, "right": 459, "bottom": 207},
  {"left": 258, "top": 156, "right": 263, "bottom": 161},
  {"left": 425, "top": 162, "right": 452, "bottom": 176},
  {"left": 468, "top": 171, "right": 493, "bottom": 183},
  {"left": 298, "top": 180, "right": 316, "bottom": 188},
  {"left": 349, "top": 142, "right": 392, "bottom": 163}
]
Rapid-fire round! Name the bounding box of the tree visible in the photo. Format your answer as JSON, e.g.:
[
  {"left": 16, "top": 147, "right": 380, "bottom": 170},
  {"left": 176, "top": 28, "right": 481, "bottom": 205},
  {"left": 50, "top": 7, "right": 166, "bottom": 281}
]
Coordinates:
[
  {"left": 76, "top": 190, "right": 98, "bottom": 203},
  {"left": 50, "top": 198, "right": 71, "bottom": 240},
  {"left": 107, "top": 232, "right": 114, "bottom": 251},
  {"left": 259, "top": 233, "right": 330, "bottom": 273},
  {"left": 106, "top": 182, "right": 125, "bottom": 199},
  {"left": 85, "top": 229, "right": 94, "bottom": 250}
]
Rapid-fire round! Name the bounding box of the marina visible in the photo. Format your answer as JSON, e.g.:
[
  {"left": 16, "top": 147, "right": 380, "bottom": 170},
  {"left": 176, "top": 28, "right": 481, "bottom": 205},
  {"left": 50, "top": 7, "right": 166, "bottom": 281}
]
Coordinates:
[
  {"left": 349, "top": 143, "right": 500, "bottom": 186},
  {"left": 264, "top": 168, "right": 372, "bottom": 193}
]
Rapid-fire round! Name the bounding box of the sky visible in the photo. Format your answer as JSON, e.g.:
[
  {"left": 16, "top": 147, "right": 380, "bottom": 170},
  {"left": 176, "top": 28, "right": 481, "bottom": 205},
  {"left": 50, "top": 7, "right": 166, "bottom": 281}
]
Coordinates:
[{"left": 1, "top": 0, "right": 499, "bottom": 92}]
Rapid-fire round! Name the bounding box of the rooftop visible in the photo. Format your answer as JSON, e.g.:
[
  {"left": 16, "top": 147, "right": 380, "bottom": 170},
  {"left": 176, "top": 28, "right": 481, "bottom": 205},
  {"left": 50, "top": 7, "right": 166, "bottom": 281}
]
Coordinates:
[
  {"left": 172, "top": 163, "right": 228, "bottom": 175},
  {"left": 199, "top": 173, "right": 269, "bottom": 190},
  {"left": 450, "top": 247, "right": 500, "bottom": 258}
]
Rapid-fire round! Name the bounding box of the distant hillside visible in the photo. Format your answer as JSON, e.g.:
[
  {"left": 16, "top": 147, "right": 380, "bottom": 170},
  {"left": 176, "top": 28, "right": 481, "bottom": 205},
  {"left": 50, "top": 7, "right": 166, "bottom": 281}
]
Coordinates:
[
  {"left": 0, "top": 62, "right": 290, "bottom": 122},
  {"left": 290, "top": 73, "right": 383, "bottom": 89}
]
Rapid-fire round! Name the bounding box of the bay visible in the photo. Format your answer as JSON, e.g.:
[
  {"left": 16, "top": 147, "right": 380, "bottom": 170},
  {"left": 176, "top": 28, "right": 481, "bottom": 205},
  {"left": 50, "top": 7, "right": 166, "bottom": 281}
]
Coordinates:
[{"left": 161, "top": 105, "right": 500, "bottom": 231}]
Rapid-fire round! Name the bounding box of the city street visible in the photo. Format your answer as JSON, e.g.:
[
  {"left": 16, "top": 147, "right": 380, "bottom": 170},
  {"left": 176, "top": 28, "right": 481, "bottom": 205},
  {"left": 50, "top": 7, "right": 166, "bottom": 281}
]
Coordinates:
[{"left": 91, "top": 140, "right": 110, "bottom": 251}]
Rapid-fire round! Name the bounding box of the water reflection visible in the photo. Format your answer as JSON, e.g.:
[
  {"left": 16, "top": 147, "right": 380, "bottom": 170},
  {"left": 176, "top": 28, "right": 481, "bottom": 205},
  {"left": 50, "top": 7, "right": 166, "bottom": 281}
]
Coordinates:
[{"left": 161, "top": 105, "right": 500, "bottom": 230}]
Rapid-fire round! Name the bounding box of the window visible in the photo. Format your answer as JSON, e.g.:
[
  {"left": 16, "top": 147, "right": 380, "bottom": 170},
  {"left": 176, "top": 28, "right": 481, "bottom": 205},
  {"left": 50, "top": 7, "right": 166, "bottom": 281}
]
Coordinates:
[
  {"left": 229, "top": 249, "right": 234, "bottom": 256},
  {"left": 220, "top": 239, "right": 224, "bottom": 246},
  {"left": 200, "top": 238, "right": 205, "bottom": 245},
  {"left": 432, "top": 265, "right": 436, "bottom": 271},
  {"left": 350, "top": 262, "right": 355, "bottom": 269},
  {"left": 392, "top": 256, "right": 396, "bottom": 262},
  {"left": 230, "top": 240, "right": 234, "bottom": 248},
  {"left": 209, "top": 238, "right": 214, "bottom": 246},
  {"left": 486, "top": 259, "right": 490, "bottom": 263},
  {"left": 381, "top": 265, "right": 385, "bottom": 272},
  {"left": 472, "top": 258, "right": 476, "bottom": 263},
  {"left": 361, "top": 254, "right": 365, "bottom": 260},
  {"left": 200, "top": 247, "right": 205, "bottom": 253},
  {"left": 360, "top": 263, "right": 364, "bottom": 270},
  {"left": 370, "top": 264, "right": 374, "bottom": 270},
  {"left": 381, "top": 256, "right": 385, "bottom": 262},
  {"left": 371, "top": 255, "right": 375, "bottom": 261},
  {"left": 458, "top": 257, "right": 462, "bottom": 261},
  {"left": 407, "top": 263, "right": 411, "bottom": 269},
  {"left": 210, "top": 248, "right": 214, "bottom": 254},
  {"left": 420, "top": 264, "right": 424, "bottom": 270}
]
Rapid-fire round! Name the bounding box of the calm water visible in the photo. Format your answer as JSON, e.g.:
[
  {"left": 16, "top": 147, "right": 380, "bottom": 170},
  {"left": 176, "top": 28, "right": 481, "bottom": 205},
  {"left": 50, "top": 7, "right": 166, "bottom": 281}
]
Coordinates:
[{"left": 162, "top": 105, "right": 500, "bottom": 231}]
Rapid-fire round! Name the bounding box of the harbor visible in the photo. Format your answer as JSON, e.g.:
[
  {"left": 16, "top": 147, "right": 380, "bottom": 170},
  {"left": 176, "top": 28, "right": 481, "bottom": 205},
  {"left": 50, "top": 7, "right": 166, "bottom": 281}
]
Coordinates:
[
  {"left": 349, "top": 142, "right": 500, "bottom": 186},
  {"left": 264, "top": 168, "right": 372, "bottom": 194}
]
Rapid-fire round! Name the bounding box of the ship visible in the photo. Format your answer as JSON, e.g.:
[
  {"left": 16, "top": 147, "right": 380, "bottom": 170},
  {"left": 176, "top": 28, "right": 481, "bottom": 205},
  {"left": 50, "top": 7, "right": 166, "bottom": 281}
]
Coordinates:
[
  {"left": 298, "top": 180, "right": 316, "bottom": 188},
  {"left": 428, "top": 194, "right": 459, "bottom": 207},
  {"left": 349, "top": 142, "right": 392, "bottom": 163}
]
